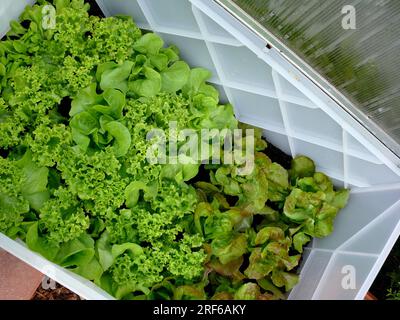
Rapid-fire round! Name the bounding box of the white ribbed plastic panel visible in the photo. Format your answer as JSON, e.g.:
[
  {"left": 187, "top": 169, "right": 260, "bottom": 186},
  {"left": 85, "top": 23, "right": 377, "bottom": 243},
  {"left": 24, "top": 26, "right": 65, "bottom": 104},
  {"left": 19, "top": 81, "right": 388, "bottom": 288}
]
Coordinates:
[
  {"left": 0, "top": 0, "right": 34, "bottom": 36},
  {"left": 1, "top": 0, "right": 400, "bottom": 300}
]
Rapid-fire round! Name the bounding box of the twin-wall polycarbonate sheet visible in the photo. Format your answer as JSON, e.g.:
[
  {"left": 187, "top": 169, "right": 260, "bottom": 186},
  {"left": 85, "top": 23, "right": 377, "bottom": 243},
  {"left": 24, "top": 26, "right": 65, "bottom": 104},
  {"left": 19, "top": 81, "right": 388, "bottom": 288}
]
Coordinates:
[{"left": 230, "top": 0, "right": 400, "bottom": 154}]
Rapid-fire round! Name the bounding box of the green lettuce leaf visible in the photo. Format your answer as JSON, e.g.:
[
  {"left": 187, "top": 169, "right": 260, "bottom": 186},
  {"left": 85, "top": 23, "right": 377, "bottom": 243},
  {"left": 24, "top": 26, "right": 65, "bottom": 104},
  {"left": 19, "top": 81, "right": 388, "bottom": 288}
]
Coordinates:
[
  {"left": 55, "top": 233, "right": 95, "bottom": 268},
  {"left": 161, "top": 61, "right": 190, "bottom": 93},
  {"left": 103, "top": 121, "right": 131, "bottom": 157},
  {"left": 133, "top": 33, "right": 164, "bottom": 55},
  {"left": 26, "top": 222, "right": 59, "bottom": 261},
  {"left": 17, "top": 150, "right": 49, "bottom": 211},
  {"left": 129, "top": 66, "right": 161, "bottom": 97},
  {"left": 234, "top": 283, "right": 261, "bottom": 300},
  {"left": 100, "top": 61, "right": 134, "bottom": 93},
  {"left": 211, "top": 233, "right": 247, "bottom": 264}
]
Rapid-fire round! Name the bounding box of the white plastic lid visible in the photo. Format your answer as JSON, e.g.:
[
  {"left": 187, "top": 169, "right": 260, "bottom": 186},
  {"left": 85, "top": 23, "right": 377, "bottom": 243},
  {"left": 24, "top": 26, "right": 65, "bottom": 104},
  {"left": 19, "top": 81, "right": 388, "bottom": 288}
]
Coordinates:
[{"left": 0, "top": 0, "right": 34, "bottom": 38}]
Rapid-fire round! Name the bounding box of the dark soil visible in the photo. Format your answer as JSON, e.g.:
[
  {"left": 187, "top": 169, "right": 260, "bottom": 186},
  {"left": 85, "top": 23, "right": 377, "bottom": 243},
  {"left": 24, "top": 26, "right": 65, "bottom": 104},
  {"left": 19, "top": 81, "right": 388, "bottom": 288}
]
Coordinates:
[
  {"left": 32, "top": 282, "right": 81, "bottom": 300},
  {"left": 369, "top": 240, "right": 400, "bottom": 300},
  {"left": 87, "top": 0, "right": 105, "bottom": 18},
  {"left": 263, "top": 142, "right": 292, "bottom": 170}
]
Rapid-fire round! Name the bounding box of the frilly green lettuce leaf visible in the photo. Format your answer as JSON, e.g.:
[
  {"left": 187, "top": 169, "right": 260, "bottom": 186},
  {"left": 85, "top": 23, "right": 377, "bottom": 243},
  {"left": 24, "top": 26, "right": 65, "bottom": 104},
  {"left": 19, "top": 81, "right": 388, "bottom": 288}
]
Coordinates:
[
  {"left": 95, "top": 88, "right": 125, "bottom": 120},
  {"left": 149, "top": 53, "right": 169, "bottom": 72},
  {"left": 124, "top": 181, "right": 158, "bottom": 208},
  {"left": 182, "top": 68, "right": 213, "bottom": 98},
  {"left": 271, "top": 270, "right": 299, "bottom": 292},
  {"left": 211, "top": 233, "right": 247, "bottom": 265},
  {"left": 267, "top": 162, "right": 289, "bottom": 202},
  {"left": 70, "top": 83, "right": 103, "bottom": 117},
  {"left": 160, "top": 162, "right": 200, "bottom": 184},
  {"left": 255, "top": 227, "right": 285, "bottom": 245},
  {"left": 173, "top": 285, "right": 206, "bottom": 300},
  {"left": 234, "top": 283, "right": 261, "bottom": 300},
  {"left": 244, "top": 248, "right": 274, "bottom": 279},
  {"left": 96, "top": 231, "right": 113, "bottom": 272},
  {"left": 293, "top": 232, "right": 311, "bottom": 253},
  {"left": 70, "top": 111, "right": 99, "bottom": 135},
  {"left": 289, "top": 156, "right": 316, "bottom": 183},
  {"left": 111, "top": 242, "right": 143, "bottom": 259},
  {"left": 73, "top": 257, "right": 103, "bottom": 282}
]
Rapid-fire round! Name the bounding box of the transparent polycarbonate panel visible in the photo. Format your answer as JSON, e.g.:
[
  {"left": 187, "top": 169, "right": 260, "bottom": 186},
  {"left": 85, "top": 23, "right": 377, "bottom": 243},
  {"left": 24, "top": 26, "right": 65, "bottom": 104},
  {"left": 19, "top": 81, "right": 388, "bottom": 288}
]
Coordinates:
[
  {"left": 262, "top": 130, "right": 292, "bottom": 156},
  {"left": 157, "top": 33, "right": 219, "bottom": 83},
  {"left": 228, "top": 0, "right": 400, "bottom": 154},
  {"left": 213, "top": 43, "right": 275, "bottom": 93},
  {"left": 291, "top": 138, "right": 344, "bottom": 179},
  {"left": 339, "top": 198, "right": 400, "bottom": 255},
  {"left": 230, "top": 88, "right": 284, "bottom": 131},
  {"left": 312, "top": 188, "right": 400, "bottom": 251},
  {"left": 312, "top": 252, "right": 379, "bottom": 300},
  {"left": 347, "top": 155, "right": 400, "bottom": 186},
  {"left": 286, "top": 103, "right": 342, "bottom": 148},
  {"left": 142, "top": 0, "right": 201, "bottom": 34},
  {"left": 192, "top": 6, "right": 241, "bottom": 45},
  {"left": 288, "top": 249, "right": 333, "bottom": 300},
  {"left": 96, "top": 0, "right": 148, "bottom": 27}
]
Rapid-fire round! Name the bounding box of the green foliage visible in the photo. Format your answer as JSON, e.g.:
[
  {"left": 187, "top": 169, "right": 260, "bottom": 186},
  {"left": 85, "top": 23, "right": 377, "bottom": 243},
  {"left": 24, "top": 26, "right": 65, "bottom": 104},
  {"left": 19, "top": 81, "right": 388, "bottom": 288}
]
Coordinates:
[
  {"left": 0, "top": 156, "right": 30, "bottom": 237},
  {"left": 192, "top": 152, "right": 349, "bottom": 298},
  {"left": 382, "top": 241, "right": 400, "bottom": 300},
  {"left": 387, "top": 288, "right": 400, "bottom": 300}
]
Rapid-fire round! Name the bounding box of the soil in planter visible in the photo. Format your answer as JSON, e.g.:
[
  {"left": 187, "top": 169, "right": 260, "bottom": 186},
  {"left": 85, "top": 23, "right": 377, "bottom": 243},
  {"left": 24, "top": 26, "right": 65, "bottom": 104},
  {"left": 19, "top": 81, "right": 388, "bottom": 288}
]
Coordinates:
[
  {"left": 370, "top": 239, "right": 400, "bottom": 300},
  {"left": 32, "top": 282, "right": 81, "bottom": 300}
]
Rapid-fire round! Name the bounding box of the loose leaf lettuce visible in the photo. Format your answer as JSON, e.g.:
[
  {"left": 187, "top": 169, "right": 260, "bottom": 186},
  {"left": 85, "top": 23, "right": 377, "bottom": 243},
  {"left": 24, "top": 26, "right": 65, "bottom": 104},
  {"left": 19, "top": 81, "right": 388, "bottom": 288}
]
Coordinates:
[
  {"left": 100, "top": 61, "right": 134, "bottom": 93},
  {"left": 133, "top": 33, "right": 164, "bottom": 55},
  {"left": 161, "top": 61, "right": 190, "bottom": 93}
]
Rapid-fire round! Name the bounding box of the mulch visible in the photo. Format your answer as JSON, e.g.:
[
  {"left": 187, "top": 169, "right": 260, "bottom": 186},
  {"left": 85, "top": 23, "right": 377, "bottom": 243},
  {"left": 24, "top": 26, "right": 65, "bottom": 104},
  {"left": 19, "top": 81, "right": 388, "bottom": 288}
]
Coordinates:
[{"left": 32, "top": 282, "right": 81, "bottom": 300}]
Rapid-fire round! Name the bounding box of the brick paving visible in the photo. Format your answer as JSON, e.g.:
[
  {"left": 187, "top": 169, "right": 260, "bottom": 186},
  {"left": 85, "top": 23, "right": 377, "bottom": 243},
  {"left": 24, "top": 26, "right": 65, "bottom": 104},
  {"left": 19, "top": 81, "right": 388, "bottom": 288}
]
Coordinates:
[{"left": 0, "top": 249, "right": 44, "bottom": 300}]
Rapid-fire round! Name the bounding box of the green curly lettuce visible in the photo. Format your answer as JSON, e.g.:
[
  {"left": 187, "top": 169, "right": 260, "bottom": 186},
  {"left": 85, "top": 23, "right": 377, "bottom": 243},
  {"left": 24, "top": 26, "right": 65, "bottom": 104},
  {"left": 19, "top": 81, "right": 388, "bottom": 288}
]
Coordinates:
[
  {"left": 0, "top": 157, "right": 30, "bottom": 237},
  {"left": 38, "top": 187, "right": 89, "bottom": 245}
]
